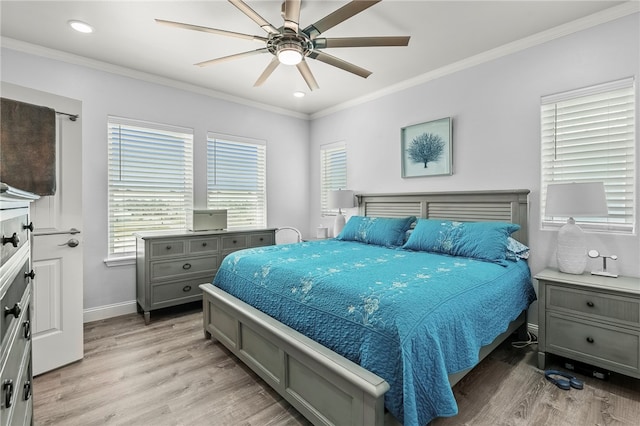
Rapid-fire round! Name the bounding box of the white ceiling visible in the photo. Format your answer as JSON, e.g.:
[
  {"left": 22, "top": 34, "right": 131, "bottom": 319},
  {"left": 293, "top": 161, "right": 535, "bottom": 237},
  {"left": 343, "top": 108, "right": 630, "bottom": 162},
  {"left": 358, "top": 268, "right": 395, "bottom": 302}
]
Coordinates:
[{"left": 1, "top": 1, "right": 636, "bottom": 117}]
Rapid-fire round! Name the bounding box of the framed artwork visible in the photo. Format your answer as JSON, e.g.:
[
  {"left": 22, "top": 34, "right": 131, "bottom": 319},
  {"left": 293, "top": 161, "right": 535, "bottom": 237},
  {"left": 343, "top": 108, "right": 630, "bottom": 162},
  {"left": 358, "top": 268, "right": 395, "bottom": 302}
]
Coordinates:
[{"left": 401, "top": 117, "right": 452, "bottom": 178}]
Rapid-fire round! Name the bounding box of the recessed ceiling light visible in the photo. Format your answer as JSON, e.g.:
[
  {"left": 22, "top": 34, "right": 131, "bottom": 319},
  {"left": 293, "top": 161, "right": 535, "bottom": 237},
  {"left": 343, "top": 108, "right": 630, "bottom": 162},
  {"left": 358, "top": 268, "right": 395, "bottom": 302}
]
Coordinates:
[
  {"left": 293, "top": 91, "right": 305, "bottom": 98},
  {"left": 68, "top": 20, "right": 94, "bottom": 34}
]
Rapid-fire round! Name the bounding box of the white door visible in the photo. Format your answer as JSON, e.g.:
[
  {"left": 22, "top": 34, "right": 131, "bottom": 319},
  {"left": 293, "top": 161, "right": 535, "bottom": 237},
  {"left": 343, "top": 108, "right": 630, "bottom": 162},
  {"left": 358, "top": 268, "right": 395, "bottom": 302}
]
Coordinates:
[{"left": 1, "top": 83, "right": 84, "bottom": 375}]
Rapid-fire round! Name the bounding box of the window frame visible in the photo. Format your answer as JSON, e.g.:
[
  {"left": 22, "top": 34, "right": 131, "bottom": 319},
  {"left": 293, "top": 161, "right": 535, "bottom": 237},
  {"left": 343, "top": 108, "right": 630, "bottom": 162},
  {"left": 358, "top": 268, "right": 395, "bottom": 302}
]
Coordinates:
[
  {"left": 107, "top": 116, "right": 194, "bottom": 259},
  {"left": 320, "top": 141, "right": 347, "bottom": 217},
  {"left": 206, "top": 132, "right": 267, "bottom": 229},
  {"left": 540, "top": 78, "right": 636, "bottom": 234}
]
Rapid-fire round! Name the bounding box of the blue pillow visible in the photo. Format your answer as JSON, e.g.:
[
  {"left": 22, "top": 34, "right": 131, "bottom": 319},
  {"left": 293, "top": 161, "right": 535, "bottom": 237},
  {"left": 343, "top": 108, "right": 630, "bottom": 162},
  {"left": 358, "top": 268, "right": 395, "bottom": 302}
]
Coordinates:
[
  {"left": 336, "top": 216, "right": 416, "bottom": 247},
  {"left": 506, "top": 237, "right": 530, "bottom": 261},
  {"left": 402, "top": 219, "right": 520, "bottom": 265}
]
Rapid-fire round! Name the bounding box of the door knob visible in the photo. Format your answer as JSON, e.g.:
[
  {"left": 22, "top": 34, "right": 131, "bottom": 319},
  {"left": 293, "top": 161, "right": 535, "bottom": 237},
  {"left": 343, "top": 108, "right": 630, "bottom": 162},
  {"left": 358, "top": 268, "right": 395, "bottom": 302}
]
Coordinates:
[{"left": 59, "top": 238, "right": 79, "bottom": 247}]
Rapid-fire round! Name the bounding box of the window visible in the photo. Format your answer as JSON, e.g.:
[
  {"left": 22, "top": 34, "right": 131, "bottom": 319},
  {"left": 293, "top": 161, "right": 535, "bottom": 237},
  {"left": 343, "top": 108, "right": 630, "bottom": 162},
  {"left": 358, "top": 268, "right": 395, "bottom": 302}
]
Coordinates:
[
  {"left": 540, "top": 78, "right": 636, "bottom": 233},
  {"left": 207, "top": 133, "right": 266, "bottom": 228},
  {"left": 320, "top": 141, "right": 347, "bottom": 216},
  {"left": 108, "top": 117, "right": 193, "bottom": 257}
]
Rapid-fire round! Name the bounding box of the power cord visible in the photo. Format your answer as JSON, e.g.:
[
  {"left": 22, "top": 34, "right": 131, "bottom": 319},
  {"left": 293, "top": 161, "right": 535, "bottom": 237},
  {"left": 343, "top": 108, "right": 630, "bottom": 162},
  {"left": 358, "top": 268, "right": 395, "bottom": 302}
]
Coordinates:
[{"left": 511, "top": 331, "right": 538, "bottom": 348}]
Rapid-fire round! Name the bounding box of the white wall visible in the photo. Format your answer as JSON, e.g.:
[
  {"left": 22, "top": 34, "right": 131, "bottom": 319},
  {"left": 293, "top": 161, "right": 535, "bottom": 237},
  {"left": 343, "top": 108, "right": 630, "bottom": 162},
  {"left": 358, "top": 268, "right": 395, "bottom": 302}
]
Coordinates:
[
  {"left": 1, "top": 48, "right": 310, "bottom": 316},
  {"left": 309, "top": 13, "right": 640, "bottom": 320}
]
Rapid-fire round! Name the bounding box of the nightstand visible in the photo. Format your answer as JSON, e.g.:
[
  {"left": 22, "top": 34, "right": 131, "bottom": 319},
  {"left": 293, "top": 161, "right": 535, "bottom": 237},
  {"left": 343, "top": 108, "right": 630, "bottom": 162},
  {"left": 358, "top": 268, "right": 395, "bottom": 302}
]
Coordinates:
[{"left": 535, "top": 268, "right": 640, "bottom": 379}]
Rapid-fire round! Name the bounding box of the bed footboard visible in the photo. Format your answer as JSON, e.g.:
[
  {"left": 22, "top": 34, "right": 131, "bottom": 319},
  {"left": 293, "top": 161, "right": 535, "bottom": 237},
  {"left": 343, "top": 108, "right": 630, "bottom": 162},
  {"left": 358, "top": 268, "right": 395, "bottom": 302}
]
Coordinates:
[{"left": 200, "top": 283, "right": 390, "bottom": 426}]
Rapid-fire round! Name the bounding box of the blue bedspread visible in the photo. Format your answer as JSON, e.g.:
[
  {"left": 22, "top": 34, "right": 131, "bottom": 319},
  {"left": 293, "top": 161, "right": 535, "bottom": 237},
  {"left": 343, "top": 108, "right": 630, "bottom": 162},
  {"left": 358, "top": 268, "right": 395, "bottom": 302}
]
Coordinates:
[{"left": 213, "top": 239, "right": 536, "bottom": 425}]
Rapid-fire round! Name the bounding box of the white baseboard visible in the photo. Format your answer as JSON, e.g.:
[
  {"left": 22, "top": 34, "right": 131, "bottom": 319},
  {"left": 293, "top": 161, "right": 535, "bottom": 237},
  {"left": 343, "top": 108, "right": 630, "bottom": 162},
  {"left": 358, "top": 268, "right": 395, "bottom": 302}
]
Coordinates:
[{"left": 83, "top": 300, "right": 138, "bottom": 323}]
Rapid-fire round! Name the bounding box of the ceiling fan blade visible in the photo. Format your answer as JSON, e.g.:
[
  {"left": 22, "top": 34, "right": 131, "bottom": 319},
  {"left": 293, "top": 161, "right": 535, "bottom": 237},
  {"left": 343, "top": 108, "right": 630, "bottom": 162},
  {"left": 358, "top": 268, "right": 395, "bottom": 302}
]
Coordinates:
[
  {"left": 254, "top": 57, "right": 280, "bottom": 87},
  {"left": 296, "top": 60, "right": 319, "bottom": 91},
  {"left": 155, "top": 19, "right": 267, "bottom": 42},
  {"left": 195, "top": 48, "right": 268, "bottom": 67},
  {"left": 307, "top": 50, "right": 371, "bottom": 79},
  {"left": 228, "top": 0, "right": 280, "bottom": 35},
  {"left": 303, "top": 0, "right": 381, "bottom": 38},
  {"left": 283, "top": 0, "right": 302, "bottom": 33},
  {"left": 313, "top": 36, "right": 410, "bottom": 49}
]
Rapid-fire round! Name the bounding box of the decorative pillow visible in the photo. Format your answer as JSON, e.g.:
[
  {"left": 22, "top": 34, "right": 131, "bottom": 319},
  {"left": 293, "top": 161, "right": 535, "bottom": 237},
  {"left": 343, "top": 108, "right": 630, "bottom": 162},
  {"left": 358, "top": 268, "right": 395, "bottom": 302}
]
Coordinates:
[
  {"left": 336, "top": 216, "right": 416, "bottom": 247},
  {"left": 506, "top": 237, "right": 530, "bottom": 261},
  {"left": 401, "top": 219, "right": 520, "bottom": 265}
]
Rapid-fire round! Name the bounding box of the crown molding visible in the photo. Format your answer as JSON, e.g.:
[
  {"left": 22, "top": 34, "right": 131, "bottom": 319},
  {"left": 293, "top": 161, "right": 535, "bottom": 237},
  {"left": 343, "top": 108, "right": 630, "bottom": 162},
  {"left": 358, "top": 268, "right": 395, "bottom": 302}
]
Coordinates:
[
  {"left": 311, "top": 2, "right": 640, "bottom": 119},
  {"left": 0, "top": 37, "right": 311, "bottom": 120}
]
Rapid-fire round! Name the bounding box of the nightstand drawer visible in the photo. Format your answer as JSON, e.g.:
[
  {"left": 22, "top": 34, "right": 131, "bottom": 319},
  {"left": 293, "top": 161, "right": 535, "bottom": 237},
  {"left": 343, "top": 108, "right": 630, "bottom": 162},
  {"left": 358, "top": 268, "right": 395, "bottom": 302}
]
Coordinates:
[
  {"left": 547, "top": 285, "right": 640, "bottom": 325},
  {"left": 547, "top": 314, "right": 639, "bottom": 372},
  {"left": 150, "top": 240, "right": 186, "bottom": 258},
  {"left": 149, "top": 256, "right": 218, "bottom": 282}
]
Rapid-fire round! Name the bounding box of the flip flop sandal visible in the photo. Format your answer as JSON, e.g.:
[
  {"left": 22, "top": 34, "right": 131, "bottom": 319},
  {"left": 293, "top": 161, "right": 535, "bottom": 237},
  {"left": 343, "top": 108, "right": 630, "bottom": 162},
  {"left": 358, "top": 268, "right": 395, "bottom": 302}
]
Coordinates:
[{"left": 544, "top": 370, "right": 584, "bottom": 390}]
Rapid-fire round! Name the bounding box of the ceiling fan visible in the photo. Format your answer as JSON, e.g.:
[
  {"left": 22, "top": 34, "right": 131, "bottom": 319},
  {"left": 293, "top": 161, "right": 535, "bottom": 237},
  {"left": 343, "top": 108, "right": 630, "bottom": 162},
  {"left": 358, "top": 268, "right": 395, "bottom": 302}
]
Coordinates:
[{"left": 156, "top": 0, "right": 410, "bottom": 90}]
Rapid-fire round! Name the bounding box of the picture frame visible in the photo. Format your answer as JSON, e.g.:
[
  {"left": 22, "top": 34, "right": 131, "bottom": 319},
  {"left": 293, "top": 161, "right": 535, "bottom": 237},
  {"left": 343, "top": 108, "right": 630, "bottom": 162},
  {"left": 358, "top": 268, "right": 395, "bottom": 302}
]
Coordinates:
[{"left": 401, "top": 117, "right": 452, "bottom": 178}]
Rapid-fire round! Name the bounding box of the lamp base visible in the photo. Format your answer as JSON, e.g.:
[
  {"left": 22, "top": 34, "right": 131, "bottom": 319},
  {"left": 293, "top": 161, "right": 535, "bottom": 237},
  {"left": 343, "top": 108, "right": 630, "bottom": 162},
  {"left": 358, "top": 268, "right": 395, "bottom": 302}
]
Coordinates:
[
  {"left": 333, "top": 213, "right": 346, "bottom": 237},
  {"left": 591, "top": 270, "right": 618, "bottom": 278},
  {"left": 556, "top": 219, "right": 587, "bottom": 275}
]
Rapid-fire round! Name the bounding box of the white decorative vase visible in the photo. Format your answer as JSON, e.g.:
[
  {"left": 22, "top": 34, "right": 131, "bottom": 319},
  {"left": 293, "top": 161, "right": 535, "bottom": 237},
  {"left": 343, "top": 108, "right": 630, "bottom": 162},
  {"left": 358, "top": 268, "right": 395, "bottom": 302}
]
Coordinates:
[{"left": 556, "top": 218, "right": 587, "bottom": 274}]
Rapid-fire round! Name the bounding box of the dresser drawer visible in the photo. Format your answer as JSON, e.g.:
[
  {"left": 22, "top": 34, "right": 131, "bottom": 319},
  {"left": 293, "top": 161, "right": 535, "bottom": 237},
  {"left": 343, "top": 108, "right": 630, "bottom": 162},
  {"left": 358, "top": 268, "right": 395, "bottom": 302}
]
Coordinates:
[
  {"left": 151, "top": 277, "right": 208, "bottom": 306},
  {"left": 250, "top": 232, "right": 273, "bottom": 247},
  {"left": 189, "top": 236, "right": 219, "bottom": 254},
  {"left": 150, "top": 239, "right": 186, "bottom": 259},
  {"left": 1, "top": 259, "right": 29, "bottom": 343},
  {"left": 222, "top": 235, "right": 248, "bottom": 251},
  {"left": 149, "top": 255, "right": 218, "bottom": 282},
  {"left": 547, "top": 284, "right": 640, "bottom": 325},
  {"left": 547, "top": 314, "right": 639, "bottom": 372},
  {"left": 0, "top": 214, "right": 28, "bottom": 267}
]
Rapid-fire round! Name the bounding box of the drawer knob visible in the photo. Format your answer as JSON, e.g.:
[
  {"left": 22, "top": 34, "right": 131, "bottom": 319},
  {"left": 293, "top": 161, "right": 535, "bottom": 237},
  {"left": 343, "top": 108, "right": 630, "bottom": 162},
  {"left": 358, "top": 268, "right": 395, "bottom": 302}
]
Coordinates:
[
  {"left": 23, "top": 222, "right": 34, "bottom": 232},
  {"left": 23, "top": 381, "right": 32, "bottom": 401},
  {"left": 586, "top": 301, "right": 594, "bottom": 307},
  {"left": 233, "top": 240, "right": 237, "bottom": 244},
  {"left": 183, "top": 285, "right": 192, "bottom": 292},
  {"left": 3, "top": 379, "right": 14, "bottom": 408},
  {"left": 25, "top": 270, "right": 36, "bottom": 280},
  {"left": 182, "top": 263, "right": 192, "bottom": 270},
  {"left": 2, "top": 233, "right": 19, "bottom": 247},
  {"left": 202, "top": 242, "right": 207, "bottom": 247},
  {"left": 4, "top": 303, "right": 21, "bottom": 319},
  {"left": 259, "top": 237, "right": 264, "bottom": 241},
  {"left": 23, "top": 320, "right": 31, "bottom": 340},
  {"left": 586, "top": 337, "right": 594, "bottom": 344}
]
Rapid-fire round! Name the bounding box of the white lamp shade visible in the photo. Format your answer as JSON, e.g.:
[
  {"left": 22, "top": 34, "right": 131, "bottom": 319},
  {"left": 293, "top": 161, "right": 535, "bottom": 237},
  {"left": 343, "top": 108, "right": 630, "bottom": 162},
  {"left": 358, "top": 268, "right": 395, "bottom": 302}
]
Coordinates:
[
  {"left": 545, "top": 182, "right": 608, "bottom": 217},
  {"left": 328, "top": 190, "right": 355, "bottom": 209}
]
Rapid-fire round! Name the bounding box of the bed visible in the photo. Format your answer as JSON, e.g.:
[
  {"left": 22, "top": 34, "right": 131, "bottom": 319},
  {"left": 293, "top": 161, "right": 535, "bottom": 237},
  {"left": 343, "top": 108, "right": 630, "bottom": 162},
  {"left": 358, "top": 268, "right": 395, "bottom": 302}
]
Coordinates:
[{"left": 200, "top": 190, "right": 535, "bottom": 425}]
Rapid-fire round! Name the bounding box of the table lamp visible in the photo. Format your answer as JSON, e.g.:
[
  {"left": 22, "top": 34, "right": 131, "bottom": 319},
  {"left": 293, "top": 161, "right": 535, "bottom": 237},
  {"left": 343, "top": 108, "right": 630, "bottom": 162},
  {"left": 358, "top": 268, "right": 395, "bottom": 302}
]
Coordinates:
[
  {"left": 545, "top": 182, "right": 608, "bottom": 274},
  {"left": 328, "top": 189, "right": 355, "bottom": 236}
]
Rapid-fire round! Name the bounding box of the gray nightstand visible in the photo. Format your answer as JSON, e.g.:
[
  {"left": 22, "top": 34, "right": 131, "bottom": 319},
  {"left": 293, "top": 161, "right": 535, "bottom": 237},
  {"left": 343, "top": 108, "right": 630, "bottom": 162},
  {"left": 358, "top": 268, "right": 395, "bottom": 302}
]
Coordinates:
[{"left": 535, "top": 268, "right": 640, "bottom": 379}]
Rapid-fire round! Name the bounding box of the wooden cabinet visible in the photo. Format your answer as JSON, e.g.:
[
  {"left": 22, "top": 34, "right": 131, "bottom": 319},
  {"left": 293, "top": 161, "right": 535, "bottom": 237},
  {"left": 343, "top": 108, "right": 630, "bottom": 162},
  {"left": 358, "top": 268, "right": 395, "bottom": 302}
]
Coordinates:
[
  {"left": 136, "top": 228, "right": 275, "bottom": 324},
  {"left": 536, "top": 268, "right": 640, "bottom": 379},
  {"left": 1, "top": 184, "right": 37, "bottom": 426}
]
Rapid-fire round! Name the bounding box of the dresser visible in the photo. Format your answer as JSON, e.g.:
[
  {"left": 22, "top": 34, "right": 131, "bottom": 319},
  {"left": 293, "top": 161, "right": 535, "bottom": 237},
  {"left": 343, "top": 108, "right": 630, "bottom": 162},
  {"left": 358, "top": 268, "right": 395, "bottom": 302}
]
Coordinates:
[
  {"left": 536, "top": 268, "right": 640, "bottom": 379},
  {"left": 135, "top": 228, "right": 275, "bottom": 324},
  {"left": 1, "top": 183, "right": 38, "bottom": 426}
]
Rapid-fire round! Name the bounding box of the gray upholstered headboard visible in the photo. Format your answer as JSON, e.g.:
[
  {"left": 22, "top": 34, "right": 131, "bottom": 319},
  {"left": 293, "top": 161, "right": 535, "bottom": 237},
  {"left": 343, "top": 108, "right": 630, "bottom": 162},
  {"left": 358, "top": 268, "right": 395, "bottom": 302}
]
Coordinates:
[{"left": 357, "top": 189, "right": 530, "bottom": 245}]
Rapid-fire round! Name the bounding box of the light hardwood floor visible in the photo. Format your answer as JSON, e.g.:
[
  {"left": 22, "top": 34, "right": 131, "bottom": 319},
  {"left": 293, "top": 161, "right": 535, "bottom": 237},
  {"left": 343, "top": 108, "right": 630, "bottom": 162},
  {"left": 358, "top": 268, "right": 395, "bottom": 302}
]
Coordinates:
[{"left": 34, "top": 303, "right": 640, "bottom": 426}]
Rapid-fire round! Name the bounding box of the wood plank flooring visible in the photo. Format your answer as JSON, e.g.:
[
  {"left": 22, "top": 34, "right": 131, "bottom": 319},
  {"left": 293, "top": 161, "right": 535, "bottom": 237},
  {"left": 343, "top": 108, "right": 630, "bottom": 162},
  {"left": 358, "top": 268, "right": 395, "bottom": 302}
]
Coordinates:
[{"left": 33, "top": 303, "right": 640, "bottom": 426}]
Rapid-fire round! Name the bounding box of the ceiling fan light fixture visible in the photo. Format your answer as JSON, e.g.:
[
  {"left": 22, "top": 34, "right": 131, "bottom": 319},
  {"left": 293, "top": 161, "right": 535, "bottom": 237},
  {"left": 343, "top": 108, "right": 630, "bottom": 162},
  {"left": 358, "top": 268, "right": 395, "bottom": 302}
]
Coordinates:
[{"left": 277, "top": 42, "right": 303, "bottom": 65}]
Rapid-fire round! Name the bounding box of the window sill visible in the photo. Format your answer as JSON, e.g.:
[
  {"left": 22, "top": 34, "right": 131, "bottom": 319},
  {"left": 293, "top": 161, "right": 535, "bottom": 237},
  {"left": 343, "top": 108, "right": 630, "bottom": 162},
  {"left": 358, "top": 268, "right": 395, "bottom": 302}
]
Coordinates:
[{"left": 104, "top": 256, "right": 136, "bottom": 267}]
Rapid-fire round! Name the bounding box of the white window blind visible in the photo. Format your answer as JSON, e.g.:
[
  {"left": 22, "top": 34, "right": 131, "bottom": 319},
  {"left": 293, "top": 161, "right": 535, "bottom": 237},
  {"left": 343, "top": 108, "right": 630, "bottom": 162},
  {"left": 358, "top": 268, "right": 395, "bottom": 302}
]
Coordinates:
[
  {"left": 108, "top": 117, "right": 193, "bottom": 257},
  {"left": 540, "top": 78, "right": 636, "bottom": 233},
  {"left": 207, "top": 133, "right": 267, "bottom": 228},
  {"left": 320, "top": 141, "right": 347, "bottom": 216}
]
